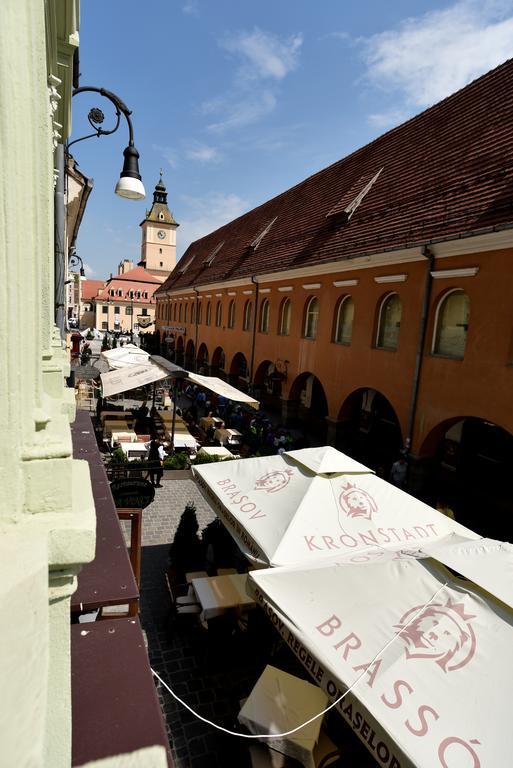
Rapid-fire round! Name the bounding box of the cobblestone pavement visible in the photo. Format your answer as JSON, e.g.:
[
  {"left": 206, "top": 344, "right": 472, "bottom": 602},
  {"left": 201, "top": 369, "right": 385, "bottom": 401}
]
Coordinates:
[
  {"left": 138, "top": 475, "right": 282, "bottom": 767},
  {"left": 137, "top": 475, "right": 378, "bottom": 768}
]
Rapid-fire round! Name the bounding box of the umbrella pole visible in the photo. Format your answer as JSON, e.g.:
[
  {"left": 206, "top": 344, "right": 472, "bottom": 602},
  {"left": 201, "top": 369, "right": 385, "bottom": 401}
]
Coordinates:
[
  {"left": 170, "top": 379, "right": 178, "bottom": 455},
  {"left": 152, "top": 381, "right": 156, "bottom": 410}
]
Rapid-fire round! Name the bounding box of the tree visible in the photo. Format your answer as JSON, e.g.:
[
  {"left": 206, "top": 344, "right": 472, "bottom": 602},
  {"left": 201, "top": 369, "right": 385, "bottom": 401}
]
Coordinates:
[{"left": 101, "top": 334, "right": 110, "bottom": 351}]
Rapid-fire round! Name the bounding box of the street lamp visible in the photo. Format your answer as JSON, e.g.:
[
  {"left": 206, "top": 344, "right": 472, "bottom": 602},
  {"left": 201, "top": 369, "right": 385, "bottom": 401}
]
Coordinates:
[
  {"left": 68, "top": 86, "right": 145, "bottom": 200},
  {"left": 68, "top": 250, "right": 86, "bottom": 279}
]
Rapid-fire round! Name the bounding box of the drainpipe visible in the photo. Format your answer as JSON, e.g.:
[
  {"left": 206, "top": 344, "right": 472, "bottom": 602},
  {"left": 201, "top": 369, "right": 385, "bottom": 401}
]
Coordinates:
[
  {"left": 194, "top": 287, "right": 199, "bottom": 372},
  {"left": 406, "top": 245, "right": 435, "bottom": 450},
  {"left": 249, "top": 276, "right": 259, "bottom": 388},
  {"left": 54, "top": 144, "right": 66, "bottom": 338}
]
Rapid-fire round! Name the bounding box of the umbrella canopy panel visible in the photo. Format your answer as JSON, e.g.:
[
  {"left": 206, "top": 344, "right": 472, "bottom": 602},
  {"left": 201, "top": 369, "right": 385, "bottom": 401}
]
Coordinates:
[
  {"left": 249, "top": 558, "right": 513, "bottom": 768},
  {"left": 193, "top": 446, "right": 475, "bottom": 567},
  {"left": 101, "top": 343, "right": 150, "bottom": 369}
]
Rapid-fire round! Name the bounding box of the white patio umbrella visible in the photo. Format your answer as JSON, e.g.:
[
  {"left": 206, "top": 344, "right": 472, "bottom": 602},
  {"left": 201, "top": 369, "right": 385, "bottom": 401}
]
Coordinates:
[
  {"left": 192, "top": 446, "right": 477, "bottom": 568},
  {"left": 101, "top": 343, "right": 150, "bottom": 369},
  {"left": 248, "top": 555, "right": 513, "bottom": 768}
]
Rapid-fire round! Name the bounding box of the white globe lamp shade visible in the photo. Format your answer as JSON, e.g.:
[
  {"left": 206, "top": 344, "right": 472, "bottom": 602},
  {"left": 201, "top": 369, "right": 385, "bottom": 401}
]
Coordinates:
[{"left": 115, "top": 176, "right": 146, "bottom": 200}]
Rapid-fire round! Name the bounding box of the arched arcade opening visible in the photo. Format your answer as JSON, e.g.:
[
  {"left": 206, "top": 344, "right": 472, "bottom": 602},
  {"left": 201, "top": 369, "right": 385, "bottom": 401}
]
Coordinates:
[
  {"left": 287, "top": 372, "right": 328, "bottom": 443},
  {"left": 419, "top": 417, "right": 513, "bottom": 541},
  {"left": 337, "top": 388, "right": 402, "bottom": 473}
]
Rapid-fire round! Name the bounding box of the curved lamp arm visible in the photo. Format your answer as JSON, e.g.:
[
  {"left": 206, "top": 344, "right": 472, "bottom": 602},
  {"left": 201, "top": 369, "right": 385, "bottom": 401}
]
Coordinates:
[{"left": 68, "top": 85, "right": 145, "bottom": 200}]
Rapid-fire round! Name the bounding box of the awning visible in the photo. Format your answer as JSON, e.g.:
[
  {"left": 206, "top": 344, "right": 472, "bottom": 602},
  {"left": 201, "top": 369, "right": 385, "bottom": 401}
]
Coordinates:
[
  {"left": 102, "top": 353, "right": 259, "bottom": 407},
  {"left": 248, "top": 556, "right": 513, "bottom": 767},
  {"left": 150, "top": 355, "right": 259, "bottom": 409}
]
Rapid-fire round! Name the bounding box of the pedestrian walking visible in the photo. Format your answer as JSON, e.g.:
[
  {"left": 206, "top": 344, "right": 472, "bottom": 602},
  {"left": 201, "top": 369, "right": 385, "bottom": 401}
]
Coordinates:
[{"left": 145, "top": 436, "right": 165, "bottom": 487}]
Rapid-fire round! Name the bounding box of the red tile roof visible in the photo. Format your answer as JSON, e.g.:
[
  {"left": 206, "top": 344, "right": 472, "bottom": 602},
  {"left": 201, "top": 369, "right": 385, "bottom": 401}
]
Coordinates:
[
  {"left": 160, "top": 58, "right": 513, "bottom": 294},
  {"left": 81, "top": 280, "right": 104, "bottom": 300},
  {"left": 97, "top": 278, "right": 159, "bottom": 305},
  {"left": 112, "top": 266, "right": 165, "bottom": 284}
]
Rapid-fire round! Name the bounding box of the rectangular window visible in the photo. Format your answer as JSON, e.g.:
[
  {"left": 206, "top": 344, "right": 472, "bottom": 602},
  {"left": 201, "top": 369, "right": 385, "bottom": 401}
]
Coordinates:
[
  {"left": 142, "top": 308, "right": 148, "bottom": 316},
  {"left": 114, "top": 306, "right": 120, "bottom": 314},
  {"left": 101, "top": 321, "right": 108, "bottom": 330},
  {"left": 126, "top": 306, "right": 132, "bottom": 315},
  {"left": 102, "top": 306, "right": 108, "bottom": 314}
]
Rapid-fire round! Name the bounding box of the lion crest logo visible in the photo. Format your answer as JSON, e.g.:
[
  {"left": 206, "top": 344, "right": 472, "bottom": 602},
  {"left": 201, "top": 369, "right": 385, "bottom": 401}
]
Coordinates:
[
  {"left": 254, "top": 470, "right": 294, "bottom": 494},
  {"left": 338, "top": 483, "right": 378, "bottom": 521},
  {"left": 395, "top": 599, "right": 477, "bottom": 673}
]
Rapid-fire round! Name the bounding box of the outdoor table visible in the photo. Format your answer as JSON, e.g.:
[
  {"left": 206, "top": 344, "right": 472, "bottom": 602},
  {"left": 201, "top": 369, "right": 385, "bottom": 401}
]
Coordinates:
[
  {"left": 111, "top": 429, "right": 137, "bottom": 446},
  {"left": 172, "top": 434, "right": 199, "bottom": 449},
  {"left": 238, "top": 665, "right": 328, "bottom": 768},
  {"left": 191, "top": 573, "right": 256, "bottom": 621},
  {"left": 118, "top": 442, "right": 148, "bottom": 461},
  {"left": 103, "top": 418, "right": 131, "bottom": 436},
  {"left": 214, "top": 427, "right": 242, "bottom": 446},
  {"left": 71, "top": 617, "right": 172, "bottom": 766},
  {"left": 100, "top": 410, "right": 130, "bottom": 424}
]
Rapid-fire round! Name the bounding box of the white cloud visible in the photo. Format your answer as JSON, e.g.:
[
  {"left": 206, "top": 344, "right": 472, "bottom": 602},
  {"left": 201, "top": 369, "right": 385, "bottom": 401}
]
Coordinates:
[
  {"left": 205, "top": 91, "right": 277, "bottom": 134},
  {"left": 222, "top": 28, "right": 303, "bottom": 82},
  {"left": 177, "top": 192, "right": 249, "bottom": 257},
  {"left": 182, "top": 0, "right": 199, "bottom": 16},
  {"left": 185, "top": 142, "right": 222, "bottom": 163},
  {"left": 362, "top": 0, "right": 513, "bottom": 108},
  {"left": 83, "top": 262, "right": 96, "bottom": 278},
  {"left": 197, "top": 28, "right": 302, "bottom": 135},
  {"left": 153, "top": 143, "right": 177, "bottom": 168},
  {"left": 368, "top": 109, "right": 412, "bottom": 129}
]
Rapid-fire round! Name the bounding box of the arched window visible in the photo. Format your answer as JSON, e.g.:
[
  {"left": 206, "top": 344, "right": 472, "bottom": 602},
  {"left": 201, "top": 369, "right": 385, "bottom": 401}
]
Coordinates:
[
  {"left": 334, "top": 296, "right": 354, "bottom": 344},
  {"left": 259, "top": 298, "right": 270, "bottom": 333},
  {"left": 243, "top": 300, "right": 253, "bottom": 331},
  {"left": 278, "top": 298, "right": 291, "bottom": 336},
  {"left": 215, "top": 301, "right": 222, "bottom": 327},
  {"left": 191, "top": 303, "right": 196, "bottom": 324},
  {"left": 184, "top": 303, "right": 188, "bottom": 323},
  {"left": 178, "top": 303, "right": 183, "bottom": 322},
  {"left": 197, "top": 302, "right": 203, "bottom": 324},
  {"left": 376, "top": 293, "right": 402, "bottom": 350},
  {"left": 173, "top": 303, "right": 177, "bottom": 321},
  {"left": 228, "top": 300, "right": 235, "bottom": 328},
  {"left": 304, "top": 297, "right": 319, "bottom": 339},
  {"left": 206, "top": 301, "right": 211, "bottom": 326},
  {"left": 433, "top": 289, "right": 470, "bottom": 358}
]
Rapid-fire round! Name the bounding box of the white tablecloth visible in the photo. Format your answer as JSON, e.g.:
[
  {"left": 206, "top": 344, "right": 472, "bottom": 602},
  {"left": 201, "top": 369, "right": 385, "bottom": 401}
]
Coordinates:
[
  {"left": 238, "top": 665, "right": 328, "bottom": 768},
  {"left": 191, "top": 573, "right": 256, "bottom": 620}
]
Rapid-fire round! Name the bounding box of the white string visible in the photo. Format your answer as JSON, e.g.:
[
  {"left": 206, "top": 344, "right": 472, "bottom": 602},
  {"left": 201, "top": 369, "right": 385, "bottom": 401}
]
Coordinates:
[{"left": 151, "top": 580, "right": 448, "bottom": 740}]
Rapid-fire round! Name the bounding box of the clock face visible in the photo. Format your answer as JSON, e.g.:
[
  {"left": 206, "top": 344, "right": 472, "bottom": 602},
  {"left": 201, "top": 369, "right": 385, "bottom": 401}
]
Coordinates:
[{"left": 157, "top": 230, "right": 166, "bottom": 240}]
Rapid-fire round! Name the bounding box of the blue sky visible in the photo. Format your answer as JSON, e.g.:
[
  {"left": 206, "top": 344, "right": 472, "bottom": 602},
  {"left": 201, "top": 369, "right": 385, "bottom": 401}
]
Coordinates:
[{"left": 73, "top": 0, "right": 513, "bottom": 278}]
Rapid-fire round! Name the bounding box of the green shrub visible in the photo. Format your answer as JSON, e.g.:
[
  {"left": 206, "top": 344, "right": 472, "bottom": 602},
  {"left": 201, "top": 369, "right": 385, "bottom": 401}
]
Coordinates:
[
  {"left": 162, "top": 453, "right": 189, "bottom": 470},
  {"left": 191, "top": 452, "right": 235, "bottom": 465},
  {"left": 101, "top": 335, "right": 110, "bottom": 350},
  {"left": 110, "top": 447, "right": 128, "bottom": 465}
]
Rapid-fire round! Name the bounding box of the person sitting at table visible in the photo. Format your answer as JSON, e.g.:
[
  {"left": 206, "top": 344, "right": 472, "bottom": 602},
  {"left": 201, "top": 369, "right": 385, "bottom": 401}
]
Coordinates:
[{"left": 199, "top": 411, "right": 215, "bottom": 432}]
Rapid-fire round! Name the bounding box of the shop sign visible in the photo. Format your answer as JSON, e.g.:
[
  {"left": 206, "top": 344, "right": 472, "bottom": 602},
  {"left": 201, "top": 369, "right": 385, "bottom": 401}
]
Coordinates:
[{"left": 110, "top": 478, "right": 155, "bottom": 509}]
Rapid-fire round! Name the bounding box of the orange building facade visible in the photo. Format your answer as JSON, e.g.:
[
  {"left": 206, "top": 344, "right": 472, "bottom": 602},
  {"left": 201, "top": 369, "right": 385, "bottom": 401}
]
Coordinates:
[{"left": 155, "top": 61, "right": 513, "bottom": 540}]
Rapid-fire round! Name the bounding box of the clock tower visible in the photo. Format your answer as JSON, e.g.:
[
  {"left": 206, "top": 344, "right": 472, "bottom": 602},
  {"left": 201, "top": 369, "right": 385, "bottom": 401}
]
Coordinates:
[{"left": 139, "top": 172, "right": 179, "bottom": 277}]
